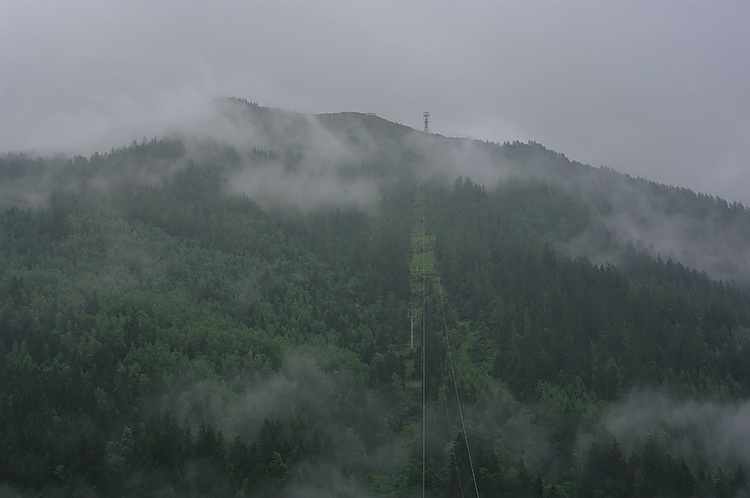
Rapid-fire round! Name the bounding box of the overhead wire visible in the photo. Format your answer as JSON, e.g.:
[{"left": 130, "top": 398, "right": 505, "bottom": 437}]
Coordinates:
[
  {"left": 443, "top": 391, "right": 466, "bottom": 498},
  {"left": 432, "top": 202, "right": 481, "bottom": 498},
  {"left": 416, "top": 191, "right": 479, "bottom": 497},
  {"left": 428, "top": 200, "right": 466, "bottom": 498},
  {"left": 422, "top": 193, "right": 427, "bottom": 498}
]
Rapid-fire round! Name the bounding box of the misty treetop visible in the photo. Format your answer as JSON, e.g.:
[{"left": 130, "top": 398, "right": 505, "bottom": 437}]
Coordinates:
[{"left": 2, "top": 100, "right": 750, "bottom": 496}]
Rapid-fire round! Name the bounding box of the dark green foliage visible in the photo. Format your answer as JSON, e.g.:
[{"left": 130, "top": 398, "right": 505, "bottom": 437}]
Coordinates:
[
  {"left": 432, "top": 179, "right": 750, "bottom": 400},
  {"left": 2, "top": 121, "right": 750, "bottom": 496}
]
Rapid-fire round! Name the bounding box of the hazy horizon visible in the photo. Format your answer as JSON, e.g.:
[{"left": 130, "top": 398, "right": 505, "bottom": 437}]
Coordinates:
[{"left": 2, "top": 0, "right": 748, "bottom": 203}]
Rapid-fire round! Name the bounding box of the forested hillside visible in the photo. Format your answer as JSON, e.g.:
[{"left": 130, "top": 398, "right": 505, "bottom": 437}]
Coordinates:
[{"left": 2, "top": 100, "right": 750, "bottom": 497}]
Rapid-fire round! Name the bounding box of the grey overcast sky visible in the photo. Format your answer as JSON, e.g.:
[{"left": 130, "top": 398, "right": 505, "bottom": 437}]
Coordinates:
[{"left": 1, "top": 0, "right": 749, "bottom": 203}]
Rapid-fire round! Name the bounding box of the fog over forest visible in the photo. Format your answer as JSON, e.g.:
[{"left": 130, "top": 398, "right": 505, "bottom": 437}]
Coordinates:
[
  {"left": 2, "top": 1, "right": 749, "bottom": 204},
  {"left": 2, "top": 2, "right": 750, "bottom": 495},
  {"left": 5, "top": 97, "right": 749, "bottom": 285},
  {"left": 3, "top": 96, "right": 750, "bottom": 496}
]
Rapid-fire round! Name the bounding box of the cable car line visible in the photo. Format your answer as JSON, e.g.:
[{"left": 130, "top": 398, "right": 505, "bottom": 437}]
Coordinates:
[
  {"left": 432, "top": 201, "right": 480, "bottom": 498},
  {"left": 415, "top": 192, "right": 479, "bottom": 497}
]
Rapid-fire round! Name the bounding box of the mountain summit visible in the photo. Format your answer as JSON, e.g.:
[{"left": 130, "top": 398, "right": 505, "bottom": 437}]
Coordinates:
[
  {"left": 5, "top": 97, "right": 749, "bottom": 284},
  {"left": 2, "top": 98, "right": 750, "bottom": 496}
]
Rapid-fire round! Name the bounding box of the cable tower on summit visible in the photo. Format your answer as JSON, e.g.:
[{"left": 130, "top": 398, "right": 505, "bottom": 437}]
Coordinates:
[{"left": 423, "top": 111, "right": 430, "bottom": 133}]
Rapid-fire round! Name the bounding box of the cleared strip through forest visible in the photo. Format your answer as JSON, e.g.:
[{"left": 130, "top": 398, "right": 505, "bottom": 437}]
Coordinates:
[{"left": 409, "top": 190, "right": 436, "bottom": 308}]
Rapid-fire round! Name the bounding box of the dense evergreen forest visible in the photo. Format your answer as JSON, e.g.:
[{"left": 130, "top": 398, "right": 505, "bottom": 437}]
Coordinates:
[{"left": 2, "top": 100, "right": 750, "bottom": 496}]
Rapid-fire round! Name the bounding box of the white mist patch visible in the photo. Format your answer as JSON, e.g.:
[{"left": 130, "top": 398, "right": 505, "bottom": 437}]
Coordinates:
[
  {"left": 154, "top": 347, "right": 410, "bottom": 493},
  {"left": 605, "top": 390, "right": 750, "bottom": 467},
  {"left": 198, "top": 102, "right": 361, "bottom": 161},
  {"left": 226, "top": 162, "right": 380, "bottom": 211},
  {"left": 559, "top": 165, "right": 750, "bottom": 284},
  {"left": 219, "top": 111, "right": 384, "bottom": 210},
  {"left": 0, "top": 179, "right": 53, "bottom": 208},
  {"left": 13, "top": 86, "right": 219, "bottom": 156},
  {"left": 405, "top": 133, "right": 514, "bottom": 188},
  {"left": 158, "top": 350, "right": 341, "bottom": 439}
]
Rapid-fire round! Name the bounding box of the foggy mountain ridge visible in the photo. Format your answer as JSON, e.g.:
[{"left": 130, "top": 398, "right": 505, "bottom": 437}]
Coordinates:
[
  {"left": 5, "top": 97, "right": 750, "bottom": 496},
  {"left": 3, "top": 97, "right": 749, "bottom": 285}
]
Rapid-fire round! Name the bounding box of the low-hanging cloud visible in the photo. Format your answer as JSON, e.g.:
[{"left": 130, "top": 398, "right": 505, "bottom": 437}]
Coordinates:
[
  {"left": 605, "top": 389, "right": 750, "bottom": 469},
  {"left": 218, "top": 106, "right": 384, "bottom": 210},
  {"left": 153, "top": 348, "right": 410, "bottom": 494},
  {"left": 5, "top": 96, "right": 750, "bottom": 284},
  {"left": 559, "top": 164, "right": 750, "bottom": 284}
]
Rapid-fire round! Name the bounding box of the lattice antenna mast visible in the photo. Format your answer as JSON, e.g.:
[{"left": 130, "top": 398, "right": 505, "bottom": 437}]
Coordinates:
[{"left": 423, "top": 111, "right": 430, "bottom": 133}]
